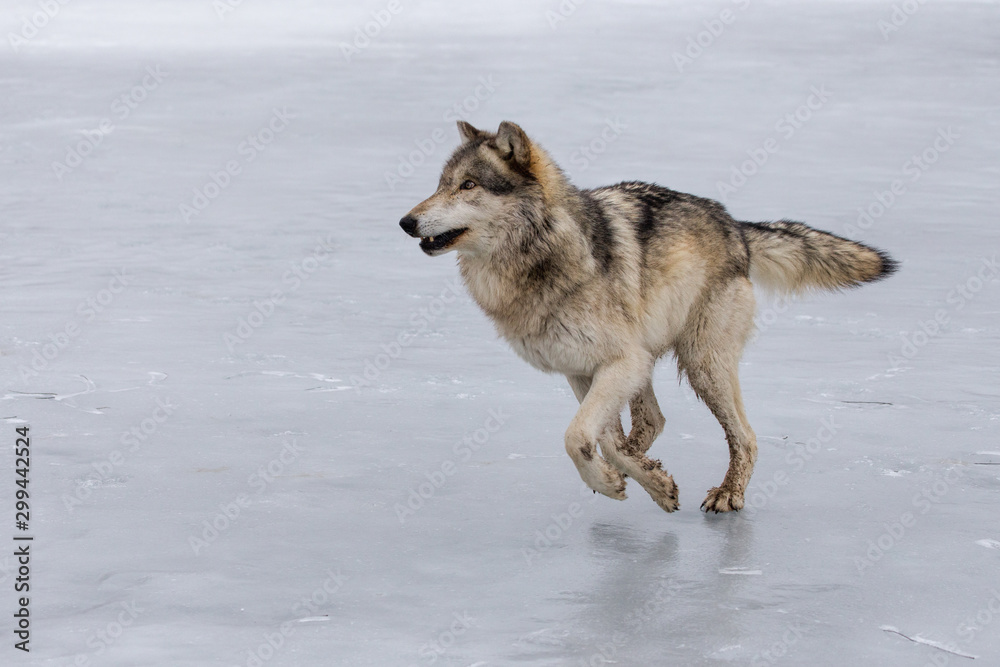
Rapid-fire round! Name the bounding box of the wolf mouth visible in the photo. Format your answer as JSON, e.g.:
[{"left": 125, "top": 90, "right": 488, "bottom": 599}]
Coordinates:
[{"left": 420, "top": 228, "right": 467, "bottom": 253}]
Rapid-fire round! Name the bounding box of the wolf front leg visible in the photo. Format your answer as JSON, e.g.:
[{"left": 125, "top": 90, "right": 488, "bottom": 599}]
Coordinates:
[
  {"left": 566, "top": 372, "right": 678, "bottom": 510},
  {"left": 603, "top": 380, "right": 679, "bottom": 513},
  {"left": 563, "top": 355, "right": 654, "bottom": 501},
  {"left": 565, "top": 374, "right": 627, "bottom": 500}
]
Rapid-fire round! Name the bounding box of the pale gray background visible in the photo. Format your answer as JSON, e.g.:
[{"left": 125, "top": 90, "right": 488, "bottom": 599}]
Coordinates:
[{"left": 2, "top": 0, "right": 999, "bottom": 665}]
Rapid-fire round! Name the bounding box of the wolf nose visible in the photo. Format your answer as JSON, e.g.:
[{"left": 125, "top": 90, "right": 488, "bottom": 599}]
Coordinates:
[{"left": 399, "top": 215, "right": 420, "bottom": 237}]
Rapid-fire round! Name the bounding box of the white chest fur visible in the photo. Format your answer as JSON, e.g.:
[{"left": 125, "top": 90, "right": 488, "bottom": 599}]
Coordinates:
[{"left": 506, "top": 323, "right": 599, "bottom": 376}]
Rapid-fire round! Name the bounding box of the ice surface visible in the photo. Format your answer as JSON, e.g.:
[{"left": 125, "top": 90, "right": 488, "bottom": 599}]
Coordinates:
[{"left": 2, "top": 0, "right": 999, "bottom": 665}]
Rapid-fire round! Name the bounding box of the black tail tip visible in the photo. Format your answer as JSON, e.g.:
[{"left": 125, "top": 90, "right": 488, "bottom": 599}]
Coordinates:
[{"left": 873, "top": 248, "right": 899, "bottom": 281}]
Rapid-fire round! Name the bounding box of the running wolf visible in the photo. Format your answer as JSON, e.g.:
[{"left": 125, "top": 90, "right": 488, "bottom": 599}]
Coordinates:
[{"left": 399, "top": 121, "right": 896, "bottom": 513}]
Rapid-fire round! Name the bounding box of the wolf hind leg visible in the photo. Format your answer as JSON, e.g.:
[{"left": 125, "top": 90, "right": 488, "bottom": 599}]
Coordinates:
[
  {"left": 628, "top": 380, "right": 665, "bottom": 454},
  {"left": 676, "top": 278, "right": 758, "bottom": 513}
]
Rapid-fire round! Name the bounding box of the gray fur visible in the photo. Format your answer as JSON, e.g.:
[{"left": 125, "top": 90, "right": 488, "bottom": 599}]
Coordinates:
[{"left": 400, "top": 121, "right": 896, "bottom": 514}]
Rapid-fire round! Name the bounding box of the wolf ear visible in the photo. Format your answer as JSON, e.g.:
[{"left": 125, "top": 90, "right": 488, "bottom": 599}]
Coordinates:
[
  {"left": 457, "top": 121, "right": 483, "bottom": 143},
  {"left": 495, "top": 121, "right": 531, "bottom": 166}
]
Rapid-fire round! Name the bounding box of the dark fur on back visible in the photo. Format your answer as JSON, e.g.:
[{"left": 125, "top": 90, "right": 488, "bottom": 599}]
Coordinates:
[
  {"left": 586, "top": 181, "right": 752, "bottom": 285},
  {"left": 578, "top": 191, "right": 618, "bottom": 272},
  {"left": 573, "top": 180, "right": 893, "bottom": 296}
]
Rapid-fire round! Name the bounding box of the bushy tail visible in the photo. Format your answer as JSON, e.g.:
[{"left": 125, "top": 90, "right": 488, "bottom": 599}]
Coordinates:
[{"left": 741, "top": 220, "right": 897, "bottom": 293}]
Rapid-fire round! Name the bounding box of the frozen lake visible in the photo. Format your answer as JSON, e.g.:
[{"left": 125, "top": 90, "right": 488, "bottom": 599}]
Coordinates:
[{"left": 2, "top": 0, "right": 999, "bottom": 664}]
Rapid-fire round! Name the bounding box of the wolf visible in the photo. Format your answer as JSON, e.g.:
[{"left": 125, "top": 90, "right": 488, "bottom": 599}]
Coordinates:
[{"left": 399, "top": 120, "right": 896, "bottom": 513}]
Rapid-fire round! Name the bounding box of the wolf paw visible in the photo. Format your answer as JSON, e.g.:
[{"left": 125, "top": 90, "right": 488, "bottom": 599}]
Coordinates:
[
  {"left": 646, "top": 470, "right": 680, "bottom": 513},
  {"left": 701, "top": 486, "right": 744, "bottom": 513},
  {"left": 592, "top": 464, "right": 628, "bottom": 500}
]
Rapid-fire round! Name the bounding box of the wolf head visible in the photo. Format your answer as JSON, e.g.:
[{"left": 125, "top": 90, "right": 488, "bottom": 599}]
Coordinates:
[{"left": 399, "top": 121, "right": 555, "bottom": 257}]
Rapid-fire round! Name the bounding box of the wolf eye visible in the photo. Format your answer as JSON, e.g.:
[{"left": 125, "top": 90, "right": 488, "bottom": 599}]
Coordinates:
[{"left": 460, "top": 180, "right": 477, "bottom": 190}]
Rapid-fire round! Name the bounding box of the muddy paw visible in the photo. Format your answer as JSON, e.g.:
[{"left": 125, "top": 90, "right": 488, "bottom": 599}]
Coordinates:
[
  {"left": 700, "top": 486, "right": 744, "bottom": 513},
  {"left": 646, "top": 470, "right": 680, "bottom": 513},
  {"left": 595, "top": 464, "right": 628, "bottom": 500}
]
